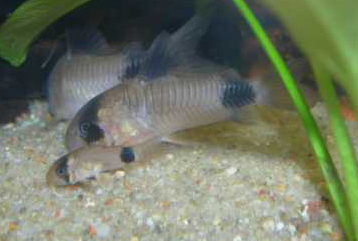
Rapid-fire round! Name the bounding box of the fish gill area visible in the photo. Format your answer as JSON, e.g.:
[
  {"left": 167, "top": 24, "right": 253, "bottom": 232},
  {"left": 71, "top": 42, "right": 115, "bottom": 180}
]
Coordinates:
[{"left": 0, "top": 0, "right": 354, "bottom": 240}]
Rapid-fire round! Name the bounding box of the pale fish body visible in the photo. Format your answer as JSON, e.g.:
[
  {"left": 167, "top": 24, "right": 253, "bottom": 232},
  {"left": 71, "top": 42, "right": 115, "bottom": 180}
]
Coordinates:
[
  {"left": 65, "top": 69, "right": 257, "bottom": 151},
  {"left": 48, "top": 46, "right": 143, "bottom": 120},
  {"left": 64, "top": 57, "right": 320, "bottom": 151}
]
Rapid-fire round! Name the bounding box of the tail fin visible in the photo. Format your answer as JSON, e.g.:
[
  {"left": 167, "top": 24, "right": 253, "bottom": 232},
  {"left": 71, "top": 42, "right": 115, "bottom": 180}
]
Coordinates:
[
  {"left": 251, "top": 58, "right": 320, "bottom": 110},
  {"left": 139, "top": 15, "right": 210, "bottom": 80}
]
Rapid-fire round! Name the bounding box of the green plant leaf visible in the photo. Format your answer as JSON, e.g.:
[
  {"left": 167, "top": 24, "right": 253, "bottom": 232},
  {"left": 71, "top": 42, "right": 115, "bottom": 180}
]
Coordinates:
[
  {"left": 258, "top": 0, "right": 358, "bottom": 118},
  {"left": 0, "top": 0, "right": 96, "bottom": 66}
]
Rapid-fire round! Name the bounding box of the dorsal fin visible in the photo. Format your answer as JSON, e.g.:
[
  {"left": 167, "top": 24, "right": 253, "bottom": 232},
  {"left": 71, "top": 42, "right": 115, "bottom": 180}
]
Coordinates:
[
  {"left": 65, "top": 26, "right": 111, "bottom": 56},
  {"left": 139, "top": 32, "right": 173, "bottom": 79},
  {"left": 133, "top": 15, "right": 210, "bottom": 81}
]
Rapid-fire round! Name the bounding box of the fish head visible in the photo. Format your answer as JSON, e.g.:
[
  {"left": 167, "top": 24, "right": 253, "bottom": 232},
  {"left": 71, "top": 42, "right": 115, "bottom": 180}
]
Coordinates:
[
  {"left": 46, "top": 154, "right": 71, "bottom": 186},
  {"left": 65, "top": 94, "right": 106, "bottom": 151}
]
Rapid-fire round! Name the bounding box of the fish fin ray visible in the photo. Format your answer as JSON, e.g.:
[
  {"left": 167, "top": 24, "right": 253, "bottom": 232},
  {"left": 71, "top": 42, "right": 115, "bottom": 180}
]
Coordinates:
[
  {"left": 161, "top": 134, "right": 203, "bottom": 147},
  {"left": 122, "top": 42, "right": 146, "bottom": 79},
  {"left": 137, "top": 15, "right": 210, "bottom": 80},
  {"left": 65, "top": 26, "right": 112, "bottom": 56}
]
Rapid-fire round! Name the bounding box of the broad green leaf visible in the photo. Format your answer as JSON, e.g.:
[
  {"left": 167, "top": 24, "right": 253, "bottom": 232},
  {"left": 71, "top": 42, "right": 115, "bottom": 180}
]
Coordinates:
[
  {"left": 258, "top": 0, "right": 358, "bottom": 115},
  {"left": 0, "top": 0, "right": 96, "bottom": 66}
]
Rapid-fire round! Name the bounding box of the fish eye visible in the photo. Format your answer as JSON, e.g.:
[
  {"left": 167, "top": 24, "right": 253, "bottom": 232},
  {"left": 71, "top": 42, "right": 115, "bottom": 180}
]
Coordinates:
[
  {"left": 79, "top": 122, "right": 91, "bottom": 137},
  {"left": 56, "top": 166, "right": 67, "bottom": 176},
  {"left": 79, "top": 121, "right": 104, "bottom": 143},
  {"left": 55, "top": 157, "right": 69, "bottom": 181}
]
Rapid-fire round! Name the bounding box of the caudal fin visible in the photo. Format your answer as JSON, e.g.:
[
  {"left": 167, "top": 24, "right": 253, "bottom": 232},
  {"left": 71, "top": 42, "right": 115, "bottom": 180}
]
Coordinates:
[{"left": 251, "top": 58, "right": 320, "bottom": 110}]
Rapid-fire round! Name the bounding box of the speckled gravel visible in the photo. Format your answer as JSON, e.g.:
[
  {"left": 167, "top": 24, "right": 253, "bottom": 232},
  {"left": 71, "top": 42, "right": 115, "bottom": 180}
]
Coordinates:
[{"left": 0, "top": 100, "right": 349, "bottom": 240}]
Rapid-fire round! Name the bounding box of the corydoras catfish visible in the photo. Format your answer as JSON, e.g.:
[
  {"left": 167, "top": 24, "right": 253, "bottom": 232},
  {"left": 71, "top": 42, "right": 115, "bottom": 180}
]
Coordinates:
[
  {"left": 46, "top": 23, "right": 320, "bottom": 186},
  {"left": 47, "top": 15, "right": 209, "bottom": 120},
  {"left": 46, "top": 139, "right": 162, "bottom": 186},
  {"left": 46, "top": 58, "right": 320, "bottom": 187},
  {"left": 64, "top": 56, "right": 319, "bottom": 152}
]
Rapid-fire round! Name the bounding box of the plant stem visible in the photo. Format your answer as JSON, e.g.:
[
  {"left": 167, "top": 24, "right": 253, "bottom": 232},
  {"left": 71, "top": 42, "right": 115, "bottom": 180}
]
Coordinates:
[{"left": 230, "top": 0, "right": 354, "bottom": 239}]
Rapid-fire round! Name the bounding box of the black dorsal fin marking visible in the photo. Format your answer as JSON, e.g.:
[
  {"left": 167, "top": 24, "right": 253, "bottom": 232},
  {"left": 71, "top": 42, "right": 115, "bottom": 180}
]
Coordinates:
[
  {"left": 128, "top": 15, "right": 210, "bottom": 81},
  {"left": 139, "top": 32, "right": 173, "bottom": 79},
  {"left": 122, "top": 42, "right": 145, "bottom": 79}
]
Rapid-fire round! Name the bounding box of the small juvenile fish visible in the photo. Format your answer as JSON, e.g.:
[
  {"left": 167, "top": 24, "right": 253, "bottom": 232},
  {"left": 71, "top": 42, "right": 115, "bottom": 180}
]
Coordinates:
[
  {"left": 46, "top": 139, "right": 161, "bottom": 186},
  {"left": 47, "top": 15, "right": 209, "bottom": 120}
]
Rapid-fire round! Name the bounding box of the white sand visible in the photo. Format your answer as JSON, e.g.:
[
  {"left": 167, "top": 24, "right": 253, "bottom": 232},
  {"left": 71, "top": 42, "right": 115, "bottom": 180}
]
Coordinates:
[{"left": 0, "top": 100, "right": 347, "bottom": 240}]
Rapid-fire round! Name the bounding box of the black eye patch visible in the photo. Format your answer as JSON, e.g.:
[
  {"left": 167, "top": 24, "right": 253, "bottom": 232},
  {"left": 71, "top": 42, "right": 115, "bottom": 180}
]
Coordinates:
[
  {"left": 56, "top": 157, "right": 70, "bottom": 183},
  {"left": 120, "top": 147, "right": 135, "bottom": 163},
  {"left": 79, "top": 122, "right": 104, "bottom": 144}
]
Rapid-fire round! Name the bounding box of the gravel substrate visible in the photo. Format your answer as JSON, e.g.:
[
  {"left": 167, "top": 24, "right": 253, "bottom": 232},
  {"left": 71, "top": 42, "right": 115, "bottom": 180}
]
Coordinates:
[{"left": 0, "top": 100, "right": 350, "bottom": 241}]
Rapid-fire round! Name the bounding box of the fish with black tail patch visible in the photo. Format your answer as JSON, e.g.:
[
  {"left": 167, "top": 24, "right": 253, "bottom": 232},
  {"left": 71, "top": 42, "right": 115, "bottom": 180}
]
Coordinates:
[
  {"left": 47, "top": 68, "right": 273, "bottom": 186},
  {"left": 48, "top": 68, "right": 318, "bottom": 186},
  {"left": 64, "top": 69, "right": 259, "bottom": 151},
  {"left": 48, "top": 57, "right": 320, "bottom": 186}
]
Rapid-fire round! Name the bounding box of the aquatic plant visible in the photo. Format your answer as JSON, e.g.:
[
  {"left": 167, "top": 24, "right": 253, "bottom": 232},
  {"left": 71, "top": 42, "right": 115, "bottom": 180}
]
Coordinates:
[
  {"left": 1, "top": 0, "right": 358, "bottom": 239},
  {"left": 0, "top": 0, "right": 95, "bottom": 66},
  {"left": 231, "top": 0, "right": 358, "bottom": 240}
]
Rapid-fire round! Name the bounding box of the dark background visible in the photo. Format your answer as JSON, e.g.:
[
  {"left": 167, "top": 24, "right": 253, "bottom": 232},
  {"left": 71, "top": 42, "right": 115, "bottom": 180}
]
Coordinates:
[{"left": 0, "top": 0, "right": 300, "bottom": 123}]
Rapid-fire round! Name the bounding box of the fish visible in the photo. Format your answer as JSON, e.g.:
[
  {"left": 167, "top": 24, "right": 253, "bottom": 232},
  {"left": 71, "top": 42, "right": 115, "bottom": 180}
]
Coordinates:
[
  {"left": 47, "top": 15, "right": 210, "bottom": 120},
  {"left": 46, "top": 139, "right": 162, "bottom": 186},
  {"left": 46, "top": 65, "right": 296, "bottom": 186},
  {"left": 46, "top": 17, "right": 321, "bottom": 186},
  {"left": 64, "top": 55, "right": 320, "bottom": 152},
  {"left": 48, "top": 63, "right": 319, "bottom": 185}
]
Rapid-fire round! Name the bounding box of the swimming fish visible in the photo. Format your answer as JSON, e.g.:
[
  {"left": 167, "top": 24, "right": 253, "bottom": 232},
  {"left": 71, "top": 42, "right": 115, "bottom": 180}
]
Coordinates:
[
  {"left": 47, "top": 15, "right": 210, "bottom": 120},
  {"left": 46, "top": 139, "right": 162, "bottom": 186}
]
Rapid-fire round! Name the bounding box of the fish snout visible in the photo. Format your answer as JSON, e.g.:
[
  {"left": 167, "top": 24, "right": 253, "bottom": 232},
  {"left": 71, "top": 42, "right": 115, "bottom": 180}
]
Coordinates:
[{"left": 46, "top": 155, "right": 71, "bottom": 186}]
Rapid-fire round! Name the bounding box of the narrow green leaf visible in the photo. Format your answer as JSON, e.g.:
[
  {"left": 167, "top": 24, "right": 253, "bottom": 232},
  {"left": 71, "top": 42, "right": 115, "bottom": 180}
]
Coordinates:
[
  {"left": 0, "top": 0, "right": 97, "bottom": 66},
  {"left": 230, "top": 0, "right": 355, "bottom": 240}
]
